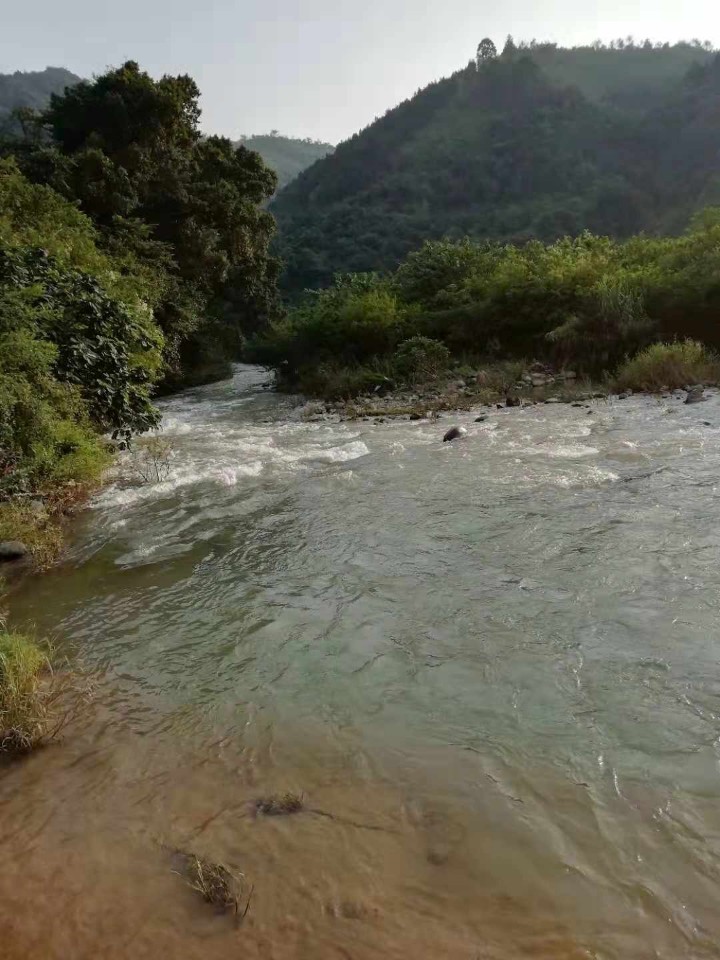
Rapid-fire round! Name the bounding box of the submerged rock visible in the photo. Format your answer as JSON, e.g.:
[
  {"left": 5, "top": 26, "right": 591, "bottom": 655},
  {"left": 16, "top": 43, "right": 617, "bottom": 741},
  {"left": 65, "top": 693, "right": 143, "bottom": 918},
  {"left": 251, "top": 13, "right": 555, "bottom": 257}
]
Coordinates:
[
  {"left": 474, "top": 415, "right": 487, "bottom": 423},
  {"left": 0, "top": 541, "right": 28, "bottom": 562},
  {"left": 443, "top": 426, "right": 467, "bottom": 443}
]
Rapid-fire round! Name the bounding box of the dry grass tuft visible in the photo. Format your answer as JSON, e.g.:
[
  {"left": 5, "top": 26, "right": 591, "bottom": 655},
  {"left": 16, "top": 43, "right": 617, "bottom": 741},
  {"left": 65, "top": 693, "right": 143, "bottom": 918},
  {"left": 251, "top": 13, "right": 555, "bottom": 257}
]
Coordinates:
[
  {"left": 173, "top": 851, "right": 252, "bottom": 916},
  {"left": 253, "top": 792, "right": 304, "bottom": 816}
]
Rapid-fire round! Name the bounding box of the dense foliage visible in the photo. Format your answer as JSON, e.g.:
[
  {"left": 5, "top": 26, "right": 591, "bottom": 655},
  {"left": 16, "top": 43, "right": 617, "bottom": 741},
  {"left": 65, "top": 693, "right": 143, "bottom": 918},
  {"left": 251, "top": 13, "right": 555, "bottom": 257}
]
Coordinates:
[
  {"left": 1, "top": 61, "right": 282, "bottom": 388},
  {"left": 271, "top": 41, "right": 719, "bottom": 293},
  {"left": 0, "top": 158, "right": 163, "bottom": 497},
  {"left": 250, "top": 211, "right": 720, "bottom": 396},
  {"left": 238, "top": 133, "right": 334, "bottom": 191}
]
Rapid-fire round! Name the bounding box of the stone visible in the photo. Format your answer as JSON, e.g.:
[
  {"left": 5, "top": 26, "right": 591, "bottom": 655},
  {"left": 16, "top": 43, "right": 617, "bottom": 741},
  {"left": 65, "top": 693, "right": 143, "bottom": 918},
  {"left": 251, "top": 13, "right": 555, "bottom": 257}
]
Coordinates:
[
  {"left": 545, "top": 397, "right": 561, "bottom": 404},
  {"left": 409, "top": 412, "right": 422, "bottom": 421},
  {"left": 685, "top": 385, "right": 706, "bottom": 405},
  {"left": 0, "top": 541, "right": 28, "bottom": 562},
  {"left": 474, "top": 415, "right": 487, "bottom": 423},
  {"left": 563, "top": 371, "right": 578, "bottom": 380},
  {"left": 506, "top": 395, "right": 521, "bottom": 408},
  {"left": 617, "top": 392, "right": 630, "bottom": 400},
  {"left": 443, "top": 426, "right": 468, "bottom": 443}
]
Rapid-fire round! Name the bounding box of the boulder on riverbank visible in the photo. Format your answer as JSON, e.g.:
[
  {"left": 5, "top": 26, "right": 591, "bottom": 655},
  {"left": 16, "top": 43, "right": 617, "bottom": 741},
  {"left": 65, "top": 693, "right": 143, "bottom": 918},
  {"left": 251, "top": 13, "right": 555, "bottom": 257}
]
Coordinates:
[{"left": 0, "top": 541, "right": 28, "bottom": 562}]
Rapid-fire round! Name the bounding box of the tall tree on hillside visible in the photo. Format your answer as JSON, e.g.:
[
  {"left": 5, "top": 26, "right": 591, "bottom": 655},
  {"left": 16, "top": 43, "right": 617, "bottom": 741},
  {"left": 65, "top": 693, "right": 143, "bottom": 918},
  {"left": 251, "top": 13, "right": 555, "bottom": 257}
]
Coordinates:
[
  {"left": 476, "top": 39, "right": 498, "bottom": 68},
  {"left": 502, "top": 35, "right": 518, "bottom": 58}
]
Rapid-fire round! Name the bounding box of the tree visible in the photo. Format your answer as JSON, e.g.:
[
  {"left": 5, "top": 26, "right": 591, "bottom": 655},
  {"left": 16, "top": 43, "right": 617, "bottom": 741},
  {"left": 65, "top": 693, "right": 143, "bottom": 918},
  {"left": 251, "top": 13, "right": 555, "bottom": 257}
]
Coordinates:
[
  {"left": 476, "top": 38, "right": 498, "bottom": 68},
  {"left": 2, "top": 61, "right": 282, "bottom": 387},
  {"left": 502, "top": 35, "right": 518, "bottom": 59}
]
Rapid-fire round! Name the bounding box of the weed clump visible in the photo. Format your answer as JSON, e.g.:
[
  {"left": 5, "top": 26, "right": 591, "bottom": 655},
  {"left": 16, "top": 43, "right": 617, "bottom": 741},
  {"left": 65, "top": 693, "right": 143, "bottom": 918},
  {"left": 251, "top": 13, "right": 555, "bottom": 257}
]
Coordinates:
[
  {"left": 173, "top": 851, "right": 251, "bottom": 916},
  {"left": 253, "top": 792, "right": 304, "bottom": 816}
]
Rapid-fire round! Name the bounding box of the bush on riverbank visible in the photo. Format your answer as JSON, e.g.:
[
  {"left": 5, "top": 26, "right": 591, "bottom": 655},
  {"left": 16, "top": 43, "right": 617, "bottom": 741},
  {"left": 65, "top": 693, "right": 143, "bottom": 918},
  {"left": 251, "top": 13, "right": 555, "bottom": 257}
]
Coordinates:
[
  {"left": 0, "top": 161, "right": 162, "bottom": 558},
  {"left": 251, "top": 211, "right": 720, "bottom": 399},
  {"left": 614, "top": 340, "right": 720, "bottom": 392}
]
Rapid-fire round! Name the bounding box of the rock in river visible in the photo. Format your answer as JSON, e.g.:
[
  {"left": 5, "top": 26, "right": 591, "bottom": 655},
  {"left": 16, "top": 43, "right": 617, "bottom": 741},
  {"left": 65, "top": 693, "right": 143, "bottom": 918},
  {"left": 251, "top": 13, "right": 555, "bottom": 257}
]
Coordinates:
[
  {"left": 443, "top": 426, "right": 468, "bottom": 443},
  {"left": 685, "top": 385, "right": 706, "bottom": 405}
]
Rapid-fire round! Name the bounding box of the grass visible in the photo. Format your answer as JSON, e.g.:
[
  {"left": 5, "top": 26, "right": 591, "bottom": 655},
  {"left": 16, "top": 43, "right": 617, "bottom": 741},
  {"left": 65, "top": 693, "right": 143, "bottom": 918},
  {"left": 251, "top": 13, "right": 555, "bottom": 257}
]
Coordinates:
[
  {"left": 0, "top": 630, "right": 49, "bottom": 753},
  {"left": 0, "top": 467, "right": 107, "bottom": 570},
  {"left": 0, "top": 624, "right": 92, "bottom": 755},
  {"left": 0, "top": 502, "right": 64, "bottom": 569},
  {"left": 614, "top": 340, "right": 720, "bottom": 392}
]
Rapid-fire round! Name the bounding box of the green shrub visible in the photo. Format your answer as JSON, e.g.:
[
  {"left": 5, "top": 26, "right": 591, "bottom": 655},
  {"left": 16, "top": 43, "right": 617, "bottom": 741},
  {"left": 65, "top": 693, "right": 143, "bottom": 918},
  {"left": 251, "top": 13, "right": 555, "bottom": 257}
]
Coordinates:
[
  {"left": 615, "top": 340, "right": 720, "bottom": 391},
  {"left": 393, "top": 336, "right": 451, "bottom": 384},
  {"left": 295, "top": 361, "right": 396, "bottom": 400}
]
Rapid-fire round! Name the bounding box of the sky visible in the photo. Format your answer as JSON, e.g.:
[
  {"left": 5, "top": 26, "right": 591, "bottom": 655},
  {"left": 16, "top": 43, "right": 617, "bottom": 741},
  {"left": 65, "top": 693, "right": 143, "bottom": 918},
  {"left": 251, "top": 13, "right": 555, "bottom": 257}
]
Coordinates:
[{"left": 2, "top": 0, "right": 720, "bottom": 144}]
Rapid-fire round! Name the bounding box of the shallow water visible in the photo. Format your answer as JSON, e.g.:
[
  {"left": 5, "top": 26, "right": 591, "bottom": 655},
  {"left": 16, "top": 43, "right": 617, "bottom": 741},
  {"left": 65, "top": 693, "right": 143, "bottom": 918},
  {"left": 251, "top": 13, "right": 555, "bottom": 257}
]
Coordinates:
[{"left": 3, "top": 366, "right": 720, "bottom": 958}]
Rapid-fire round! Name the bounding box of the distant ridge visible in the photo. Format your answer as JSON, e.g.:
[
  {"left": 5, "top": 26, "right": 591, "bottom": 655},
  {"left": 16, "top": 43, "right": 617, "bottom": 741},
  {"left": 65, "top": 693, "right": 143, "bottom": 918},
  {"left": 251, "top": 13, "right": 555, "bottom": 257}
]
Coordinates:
[
  {"left": 237, "top": 132, "right": 334, "bottom": 190},
  {"left": 0, "top": 67, "right": 82, "bottom": 131}
]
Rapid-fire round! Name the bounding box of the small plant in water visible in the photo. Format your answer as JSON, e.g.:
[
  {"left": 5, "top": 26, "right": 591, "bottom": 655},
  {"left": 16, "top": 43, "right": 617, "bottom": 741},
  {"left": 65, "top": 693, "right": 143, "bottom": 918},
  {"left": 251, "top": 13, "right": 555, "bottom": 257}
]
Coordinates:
[
  {"left": 173, "top": 851, "right": 252, "bottom": 916},
  {"left": 129, "top": 435, "right": 175, "bottom": 485},
  {"left": 253, "top": 791, "right": 304, "bottom": 816}
]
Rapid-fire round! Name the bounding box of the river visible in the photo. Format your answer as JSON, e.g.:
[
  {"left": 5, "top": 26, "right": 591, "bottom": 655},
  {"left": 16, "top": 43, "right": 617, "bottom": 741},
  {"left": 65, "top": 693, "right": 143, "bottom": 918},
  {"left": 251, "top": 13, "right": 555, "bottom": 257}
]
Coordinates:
[{"left": 2, "top": 365, "right": 720, "bottom": 959}]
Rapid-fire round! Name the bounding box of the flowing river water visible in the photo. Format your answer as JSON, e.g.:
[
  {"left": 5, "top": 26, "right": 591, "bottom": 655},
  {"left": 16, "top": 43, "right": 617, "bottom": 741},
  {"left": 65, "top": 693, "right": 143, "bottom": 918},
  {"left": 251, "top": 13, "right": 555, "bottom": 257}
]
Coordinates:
[{"left": 3, "top": 365, "right": 720, "bottom": 959}]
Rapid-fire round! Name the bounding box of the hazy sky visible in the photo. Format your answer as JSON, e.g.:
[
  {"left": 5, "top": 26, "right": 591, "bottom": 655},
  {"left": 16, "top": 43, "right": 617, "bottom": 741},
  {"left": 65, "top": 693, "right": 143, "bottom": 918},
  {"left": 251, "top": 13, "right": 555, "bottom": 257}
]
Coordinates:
[{"left": 2, "top": 0, "right": 719, "bottom": 144}]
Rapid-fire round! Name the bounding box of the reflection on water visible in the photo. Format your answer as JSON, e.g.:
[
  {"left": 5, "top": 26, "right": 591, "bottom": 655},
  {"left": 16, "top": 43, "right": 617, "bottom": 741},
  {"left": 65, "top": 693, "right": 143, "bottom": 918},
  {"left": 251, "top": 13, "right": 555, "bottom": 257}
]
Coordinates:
[{"left": 3, "top": 366, "right": 720, "bottom": 958}]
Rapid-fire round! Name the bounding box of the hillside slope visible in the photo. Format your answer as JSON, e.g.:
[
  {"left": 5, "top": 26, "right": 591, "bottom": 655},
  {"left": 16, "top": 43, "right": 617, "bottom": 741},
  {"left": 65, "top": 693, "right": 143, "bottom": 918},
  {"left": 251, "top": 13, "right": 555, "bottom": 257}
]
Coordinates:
[
  {"left": 0, "top": 67, "right": 81, "bottom": 132},
  {"left": 238, "top": 133, "right": 333, "bottom": 190},
  {"left": 271, "top": 41, "right": 718, "bottom": 292}
]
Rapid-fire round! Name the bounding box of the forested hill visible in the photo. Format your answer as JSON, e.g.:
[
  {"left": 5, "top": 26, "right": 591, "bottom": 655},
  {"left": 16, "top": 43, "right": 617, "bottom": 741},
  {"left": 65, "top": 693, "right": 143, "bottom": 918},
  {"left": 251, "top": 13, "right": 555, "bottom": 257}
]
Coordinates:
[
  {"left": 0, "top": 67, "right": 81, "bottom": 132},
  {"left": 271, "top": 40, "right": 719, "bottom": 293},
  {"left": 238, "top": 133, "right": 333, "bottom": 190}
]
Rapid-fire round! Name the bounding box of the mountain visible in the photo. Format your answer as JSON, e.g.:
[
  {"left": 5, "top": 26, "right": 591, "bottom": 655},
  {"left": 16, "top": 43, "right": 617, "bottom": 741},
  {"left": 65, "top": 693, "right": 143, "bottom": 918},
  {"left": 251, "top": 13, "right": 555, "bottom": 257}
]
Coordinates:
[
  {"left": 271, "top": 40, "right": 718, "bottom": 293},
  {"left": 237, "top": 133, "right": 333, "bottom": 190},
  {"left": 0, "top": 67, "right": 82, "bottom": 132}
]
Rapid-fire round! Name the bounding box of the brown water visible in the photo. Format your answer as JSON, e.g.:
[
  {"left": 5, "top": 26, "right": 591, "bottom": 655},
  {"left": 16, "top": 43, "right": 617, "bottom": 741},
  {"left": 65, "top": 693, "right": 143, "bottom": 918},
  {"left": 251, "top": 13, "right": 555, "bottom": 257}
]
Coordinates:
[{"left": 3, "top": 366, "right": 720, "bottom": 959}]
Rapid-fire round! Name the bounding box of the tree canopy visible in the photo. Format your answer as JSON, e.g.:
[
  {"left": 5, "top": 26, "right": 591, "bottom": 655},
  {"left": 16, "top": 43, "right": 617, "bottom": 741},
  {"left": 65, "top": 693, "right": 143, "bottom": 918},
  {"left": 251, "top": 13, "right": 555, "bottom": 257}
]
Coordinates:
[{"left": 2, "top": 61, "right": 282, "bottom": 388}]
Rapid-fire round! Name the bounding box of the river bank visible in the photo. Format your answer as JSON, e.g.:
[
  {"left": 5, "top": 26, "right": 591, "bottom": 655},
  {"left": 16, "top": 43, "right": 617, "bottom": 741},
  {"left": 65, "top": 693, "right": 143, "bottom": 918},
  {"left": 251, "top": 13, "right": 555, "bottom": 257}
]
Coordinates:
[{"left": 296, "top": 365, "right": 714, "bottom": 424}]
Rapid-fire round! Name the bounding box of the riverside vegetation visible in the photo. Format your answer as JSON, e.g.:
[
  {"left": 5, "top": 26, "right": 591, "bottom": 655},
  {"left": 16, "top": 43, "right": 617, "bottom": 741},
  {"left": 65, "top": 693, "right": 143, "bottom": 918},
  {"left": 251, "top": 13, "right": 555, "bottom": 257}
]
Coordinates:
[
  {"left": 249, "top": 215, "right": 720, "bottom": 409},
  {"left": 0, "top": 61, "right": 281, "bottom": 565}
]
